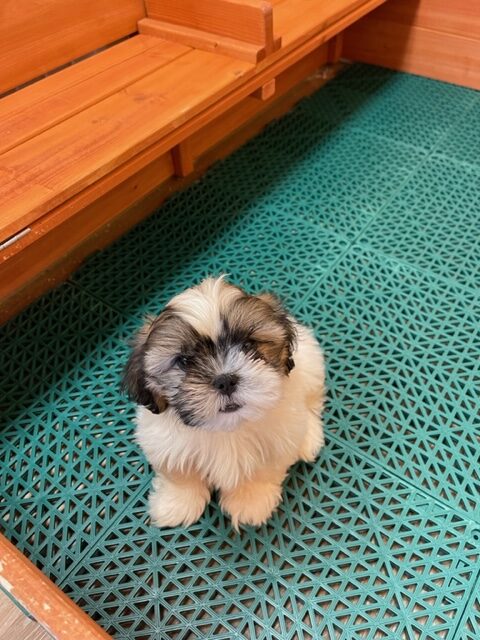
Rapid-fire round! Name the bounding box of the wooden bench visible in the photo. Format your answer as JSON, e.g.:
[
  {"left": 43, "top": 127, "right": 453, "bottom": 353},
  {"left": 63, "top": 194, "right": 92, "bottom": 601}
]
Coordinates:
[{"left": 0, "top": 0, "right": 387, "bottom": 324}]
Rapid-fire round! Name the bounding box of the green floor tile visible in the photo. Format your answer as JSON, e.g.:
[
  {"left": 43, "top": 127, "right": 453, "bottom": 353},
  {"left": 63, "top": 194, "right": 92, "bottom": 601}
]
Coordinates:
[
  {"left": 0, "top": 285, "right": 147, "bottom": 580},
  {"left": 60, "top": 439, "right": 479, "bottom": 640},
  {"left": 303, "top": 64, "right": 477, "bottom": 150},
  {"left": 297, "top": 248, "right": 480, "bottom": 520},
  {"left": 1, "top": 63, "right": 480, "bottom": 639},
  {"left": 434, "top": 98, "right": 480, "bottom": 168},
  {"left": 358, "top": 157, "right": 480, "bottom": 290},
  {"left": 460, "top": 591, "right": 480, "bottom": 640}
]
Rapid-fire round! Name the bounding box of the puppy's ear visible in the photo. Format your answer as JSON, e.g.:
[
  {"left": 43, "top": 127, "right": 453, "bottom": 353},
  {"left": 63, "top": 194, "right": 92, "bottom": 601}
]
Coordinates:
[
  {"left": 257, "top": 292, "right": 297, "bottom": 375},
  {"left": 121, "top": 319, "right": 168, "bottom": 414}
]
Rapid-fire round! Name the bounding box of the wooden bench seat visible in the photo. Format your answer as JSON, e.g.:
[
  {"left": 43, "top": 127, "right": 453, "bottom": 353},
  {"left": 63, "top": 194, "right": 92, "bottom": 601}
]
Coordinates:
[
  {"left": 0, "top": 0, "right": 386, "bottom": 324},
  {"left": 0, "top": 44, "right": 251, "bottom": 240}
]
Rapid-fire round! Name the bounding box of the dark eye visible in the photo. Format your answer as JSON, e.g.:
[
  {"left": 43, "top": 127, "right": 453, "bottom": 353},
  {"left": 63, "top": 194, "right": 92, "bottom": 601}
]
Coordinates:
[
  {"left": 243, "top": 340, "right": 255, "bottom": 352},
  {"left": 175, "top": 355, "right": 189, "bottom": 370}
]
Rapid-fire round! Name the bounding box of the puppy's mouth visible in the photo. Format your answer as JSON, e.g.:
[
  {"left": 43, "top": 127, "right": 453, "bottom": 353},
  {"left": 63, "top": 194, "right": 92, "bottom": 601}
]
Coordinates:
[{"left": 220, "top": 402, "right": 242, "bottom": 413}]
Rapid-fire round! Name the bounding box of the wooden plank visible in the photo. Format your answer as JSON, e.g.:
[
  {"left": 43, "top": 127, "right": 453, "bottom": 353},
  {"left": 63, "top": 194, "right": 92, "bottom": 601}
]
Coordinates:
[
  {"left": 0, "top": 50, "right": 253, "bottom": 241},
  {"left": 0, "top": 590, "right": 52, "bottom": 640},
  {"left": 145, "top": 0, "right": 276, "bottom": 47},
  {"left": 0, "top": 38, "right": 190, "bottom": 155},
  {"left": 0, "top": 0, "right": 146, "bottom": 94},
  {"left": 273, "top": 0, "right": 383, "bottom": 48},
  {"left": 357, "top": 0, "right": 480, "bottom": 40},
  {"left": 344, "top": 18, "right": 480, "bottom": 90},
  {"left": 138, "top": 17, "right": 265, "bottom": 62},
  {"left": 0, "top": 534, "right": 111, "bottom": 639},
  {"left": 0, "top": 154, "right": 174, "bottom": 307}
]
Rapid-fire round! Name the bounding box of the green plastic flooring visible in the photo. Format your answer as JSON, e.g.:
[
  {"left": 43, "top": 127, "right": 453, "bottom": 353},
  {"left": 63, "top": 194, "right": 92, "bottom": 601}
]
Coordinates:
[{"left": 1, "top": 64, "right": 480, "bottom": 639}]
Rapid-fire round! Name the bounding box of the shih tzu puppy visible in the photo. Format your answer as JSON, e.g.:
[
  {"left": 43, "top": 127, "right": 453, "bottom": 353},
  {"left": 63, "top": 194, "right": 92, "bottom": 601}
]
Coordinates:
[{"left": 123, "top": 276, "right": 325, "bottom": 528}]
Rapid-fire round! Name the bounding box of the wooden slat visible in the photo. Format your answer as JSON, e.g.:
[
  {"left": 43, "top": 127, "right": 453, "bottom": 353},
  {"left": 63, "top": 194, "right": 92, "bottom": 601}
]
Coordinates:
[
  {"left": 0, "top": 154, "right": 174, "bottom": 305},
  {"left": 0, "top": 0, "right": 146, "bottom": 94},
  {"left": 0, "top": 534, "right": 111, "bottom": 639},
  {"left": 344, "top": 18, "right": 480, "bottom": 90},
  {"left": 0, "top": 37, "right": 190, "bottom": 155},
  {"left": 0, "top": 589, "right": 52, "bottom": 640},
  {"left": 145, "top": 0, "right": 275, "bottom": 47},
  {"left": 273, "top": 0, "right": 381, "bottom": 48},
  {"left": 138, "top": 17, "right": 264, "bottom": 62},
  {"left": 172, "top": 141, "right": 195, "bottom": 177},
  {"left": 357, "top": 0, "right": 480, "bottom": 40},
  {"left": 0, "top": 50, "right": 253, "bottom": 241}
]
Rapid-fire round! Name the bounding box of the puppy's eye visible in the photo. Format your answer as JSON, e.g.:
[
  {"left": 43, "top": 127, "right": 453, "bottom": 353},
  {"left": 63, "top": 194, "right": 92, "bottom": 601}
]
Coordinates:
[
  {"left": 174, "top": 355, "right": 189, "bottom": 370},
  {"left": 243, "top": 340, "right": 255, "bottom": 352}
]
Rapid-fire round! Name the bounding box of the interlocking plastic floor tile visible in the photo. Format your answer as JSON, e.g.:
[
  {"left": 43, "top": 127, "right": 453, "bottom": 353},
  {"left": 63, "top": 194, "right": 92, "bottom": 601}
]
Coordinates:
[
  {"left": 358, "top": 157, "right": 480, "bottom": 290},
  {"left": 297, "top": 248, "right": 480, "bottom": 520},
  {"left": 73, "top": 159, "right": 350, "bottom": 317},
  {"left": 460, "top": 591, "right": 480, "bottom": 640},
  {"left": 0, "top": 285, "right": 147, "bottom": 580},
  {"left": 302, "top": 64, "right": 477, "bottom": 150},
  {"left": 434, "top": 99, "right": 480, "bottom": 168},
  {"left": 334, "top": 64, "right": 478, "bottom": 106},
  {"left": 1, "top": 64, "right": 480, "bottom": 639},
  {"left": 262, "top": 127, "right": 425, "bottom": 214},
  {"left": 60, "top": 439, "right": 480, "bottom": 640}
]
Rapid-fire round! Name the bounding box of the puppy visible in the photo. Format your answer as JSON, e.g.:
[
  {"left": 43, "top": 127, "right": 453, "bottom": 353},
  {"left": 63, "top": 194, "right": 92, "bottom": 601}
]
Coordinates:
[{"left": 123, "top": 276, "right": 325, "bottom": 528}]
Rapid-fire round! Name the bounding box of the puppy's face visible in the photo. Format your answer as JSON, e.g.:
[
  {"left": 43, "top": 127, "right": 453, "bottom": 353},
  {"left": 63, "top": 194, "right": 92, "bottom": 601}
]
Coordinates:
[{"left": 123, "top": 277, "right": 296, "bottom": 431}]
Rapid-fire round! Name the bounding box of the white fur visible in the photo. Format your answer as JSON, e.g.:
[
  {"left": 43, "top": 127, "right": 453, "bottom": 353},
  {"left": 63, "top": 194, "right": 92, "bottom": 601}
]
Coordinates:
[
  {"left": 136, "top": 322, "right": 325, "bottom": 528},
  {"left": 168, "top": 275, "right": 240, "bottom": 337}
]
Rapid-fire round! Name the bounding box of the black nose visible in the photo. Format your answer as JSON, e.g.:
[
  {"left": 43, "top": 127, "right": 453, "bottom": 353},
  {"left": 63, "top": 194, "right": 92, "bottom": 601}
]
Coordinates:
[{"left": 213, "top": 373, "right": 239, "bottom": 396}]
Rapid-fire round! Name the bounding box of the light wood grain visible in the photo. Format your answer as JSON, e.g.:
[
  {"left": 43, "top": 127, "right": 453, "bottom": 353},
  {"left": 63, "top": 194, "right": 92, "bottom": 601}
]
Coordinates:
[
  {"left": 0, "top": 50, "right": 253, "bottom": 241},
  {"left": 0, "top": 589, "right": 51, "bottom": 640},
  {"left": 145, "top": 0, "right": 275, "bottom": 46},
  {"left": 138, "top": 17, "right": 265, "bottom": 62},
  {"left": 343, "top": 0, "right": 480, "bottom": 89},
  {"left": 344, "top": 17, "right": 480, "bottom": 89},
  {"left": 0, "top": 535, "right": 110, "bottom": 639},
  {"left": 355, "top": 0, "right": 480, "bottom": 39},
  {"left": 273, "top": 0, "right": 379, "bottom": 48},
  {"left": 0, "top": 37, "right": 189, "bottom": 155},
  {"left": 0, "top": 154, "right": 174, "bottom": 307},
  {"left": 251, "top": 78, "right": 277, "bottom": 100},
  {"left": 189, "top": 45, "right": 328, "bottom": 159},
  {"left": 0, "top": 0, "right": 146, "bottom": 94}
]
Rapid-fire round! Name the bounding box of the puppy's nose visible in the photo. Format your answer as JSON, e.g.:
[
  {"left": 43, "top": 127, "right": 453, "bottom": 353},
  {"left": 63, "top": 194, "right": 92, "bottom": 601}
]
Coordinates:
[{"left": 213, "top": 373, "right": 239, "bottom": 396}]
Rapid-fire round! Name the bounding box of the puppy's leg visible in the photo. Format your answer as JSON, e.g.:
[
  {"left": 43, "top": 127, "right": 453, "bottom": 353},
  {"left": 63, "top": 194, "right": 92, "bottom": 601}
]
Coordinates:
[
  {"left": 298, "top": 409, "right": 324, "bottom": 462},
  {"left": 149, "top": 469, "right": 210, "bottom": 528},
  {"left": 220, "top": 467, "right": 287, "bottom": 528}
]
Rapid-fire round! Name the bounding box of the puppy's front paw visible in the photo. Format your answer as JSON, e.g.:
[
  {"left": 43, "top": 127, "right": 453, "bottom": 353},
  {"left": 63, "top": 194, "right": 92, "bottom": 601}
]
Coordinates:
[
  {"left": 220, "top": 482, "right": 282, "bottom": 529},
  {"left": 148, "top": 475, "right": 210, "bottom": 528},
  {"left": 299, "top": 411, "right": 324, "bottom": 462}
]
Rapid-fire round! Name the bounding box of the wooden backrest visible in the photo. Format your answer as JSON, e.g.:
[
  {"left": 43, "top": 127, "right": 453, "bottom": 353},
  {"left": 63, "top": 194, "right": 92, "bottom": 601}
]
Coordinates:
[{"left": 0, "top": 0, "right": 146, "bottom": 95}]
